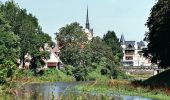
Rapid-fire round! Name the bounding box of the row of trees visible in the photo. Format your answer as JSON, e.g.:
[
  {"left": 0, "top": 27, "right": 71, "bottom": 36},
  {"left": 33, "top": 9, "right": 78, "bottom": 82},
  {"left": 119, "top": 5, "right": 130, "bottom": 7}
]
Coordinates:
[
  {"left": 56, "top": 22, "right": 124, "bottom": 81},
  {"left": 0, "top": 1, "right": 52, "bottom": 83}
]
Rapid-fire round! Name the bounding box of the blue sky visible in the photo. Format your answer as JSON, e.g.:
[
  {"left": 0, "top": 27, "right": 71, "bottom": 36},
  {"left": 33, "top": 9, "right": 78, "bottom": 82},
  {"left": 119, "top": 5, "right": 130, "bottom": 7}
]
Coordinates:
[{"left": 1, "top": 0, "right": 156, "bottom": 41}]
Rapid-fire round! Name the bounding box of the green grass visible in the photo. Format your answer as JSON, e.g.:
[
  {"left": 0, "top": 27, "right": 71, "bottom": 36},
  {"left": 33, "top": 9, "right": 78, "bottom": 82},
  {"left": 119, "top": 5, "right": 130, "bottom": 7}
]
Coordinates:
[
  {"left": 142, "top": 69, "right": 170, "bottom": 87},
  {"left": 59, "top": 92, "right": 122, "bottom": 100},
  {"left": 87, "top": 71, "right": 109, "bottom": 81},
  {"left": 2, "top": 69, "right": 170, "bottom": 100},
  {"left": 13, "top": 68, "right": 75, "bottom": 84},
  {"left": 0, "top": 68, "right": 75, "bottom": 99},
  {"left": 75, "top": 80, "right": 170, "bottom": 100},
  {"left": 38, "top": 69, "right": 75, "bottom": 82}
]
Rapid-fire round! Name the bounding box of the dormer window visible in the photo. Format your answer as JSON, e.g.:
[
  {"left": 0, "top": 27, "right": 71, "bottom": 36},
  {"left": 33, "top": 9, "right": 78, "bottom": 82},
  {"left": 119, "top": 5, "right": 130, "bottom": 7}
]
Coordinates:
[{"left": 128, "top": 44, "right": 132, "bottom": 48}]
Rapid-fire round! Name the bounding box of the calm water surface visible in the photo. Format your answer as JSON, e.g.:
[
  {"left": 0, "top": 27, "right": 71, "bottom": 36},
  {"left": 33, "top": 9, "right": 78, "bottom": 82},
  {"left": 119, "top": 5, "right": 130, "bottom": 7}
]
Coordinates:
[{"left": 15, "top": 82, "right": 158, "bottom": 100}]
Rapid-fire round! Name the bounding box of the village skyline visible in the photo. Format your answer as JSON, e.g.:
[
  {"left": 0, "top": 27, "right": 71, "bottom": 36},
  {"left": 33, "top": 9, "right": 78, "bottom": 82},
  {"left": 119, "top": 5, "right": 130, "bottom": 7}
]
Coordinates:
[{"left": 1, "top": 0, "right": 156, "bottom": 41}]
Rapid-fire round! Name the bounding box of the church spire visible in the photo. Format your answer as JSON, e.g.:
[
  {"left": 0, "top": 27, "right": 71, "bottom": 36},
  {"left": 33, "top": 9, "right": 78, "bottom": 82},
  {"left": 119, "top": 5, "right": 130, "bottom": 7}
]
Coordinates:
[
  {"left": 120, "top": 34, "right": 125, "bottom": 45},
  {"left": 86, "top": 5, "right": 90, "bottom": 29}
]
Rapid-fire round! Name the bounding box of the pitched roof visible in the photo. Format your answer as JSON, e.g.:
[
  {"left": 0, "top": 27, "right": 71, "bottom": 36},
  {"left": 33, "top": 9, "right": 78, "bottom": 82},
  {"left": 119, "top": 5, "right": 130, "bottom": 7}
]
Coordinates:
[
  {"left": 125, "top": 41, "right": 135, "bottom": 47},
  {"left": 137, "top": 41, "right": 145, "bottom": 48}
]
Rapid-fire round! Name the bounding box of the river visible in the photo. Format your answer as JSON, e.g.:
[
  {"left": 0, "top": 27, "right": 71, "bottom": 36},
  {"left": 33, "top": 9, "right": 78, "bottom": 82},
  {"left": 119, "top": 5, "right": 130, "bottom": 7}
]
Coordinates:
[{"left": 14, "top": 82, "right": 158, "bottom": 100}]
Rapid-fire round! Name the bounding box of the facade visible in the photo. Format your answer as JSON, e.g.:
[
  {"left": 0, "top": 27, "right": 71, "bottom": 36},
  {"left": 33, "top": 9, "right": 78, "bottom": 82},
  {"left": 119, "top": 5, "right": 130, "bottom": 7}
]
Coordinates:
[
  {"left": 18, "top": 43, "right": 62, "bottom": 69},
  {"left": 84, "top": 6, "right": 93, "bottom": 40},
  {"left": 44, "top": 43, "right": 62, "bottom": 69},
  {"left": 120, "top": 34, "right": 151, "bottom": 66}
]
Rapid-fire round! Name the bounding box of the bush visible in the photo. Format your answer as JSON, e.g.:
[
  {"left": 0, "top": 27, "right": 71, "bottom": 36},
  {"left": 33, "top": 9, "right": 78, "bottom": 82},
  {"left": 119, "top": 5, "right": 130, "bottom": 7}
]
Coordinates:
[
  {"left": 61, "top": 65, "right": 75, "bottom": 76},
  {"left": 40, "top": 68, "right": 75, "bottom": 82},
  {"left": 87, "top": 71, "right": 109, "bottom": 81},
  {"left": 112, "top": 69, "right": 128, "bottom": 79},
  {"left": 73, "top": 65, "right": 88, "bottom": 81},
  {"left": 101, "top": 68, "right": 108, "bottom": 75},
  {"left": 0, "top": 60, "right": 16, "bottom": 84}
]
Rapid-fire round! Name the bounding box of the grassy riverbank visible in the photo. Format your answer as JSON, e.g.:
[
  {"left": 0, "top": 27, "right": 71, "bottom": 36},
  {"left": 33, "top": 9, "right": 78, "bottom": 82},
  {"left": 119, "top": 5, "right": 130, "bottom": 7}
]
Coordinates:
[
  {"left": 142, "top": 69, "right": 170, "bottom": 87},
  {"left": 75, "top": 80, "right": 170, "bottom": 100},
  {"left": 1, "top": 69, "right": 170, "bottom": 100},
  {"left": 0, "top": 68, "right": 75, "bottom": 99}
]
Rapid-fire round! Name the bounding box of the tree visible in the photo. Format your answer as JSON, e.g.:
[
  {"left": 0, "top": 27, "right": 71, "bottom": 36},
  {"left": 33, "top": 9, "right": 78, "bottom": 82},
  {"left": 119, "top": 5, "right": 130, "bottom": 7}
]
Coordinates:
[
  {"left": 90, "top": 36, "right": 114, "bottom": 63},
  {"left": 0, "top": 12, "right": 20, "bottom": 84},
  {"left": 145, "top": 0, "right": 170, "bottom": 68},
  {"left": 56, "top": 22, "right": 89, "bottom": 66},
  {"left": 103, "top": 31, "right": 123, "bottom": 64},
  {"left": 0, "top": 1, "right": 52, "bottom": 69},
  {"left": 0, "top": 12, "right": 20, "bottom": 64},
  {"left": 56, "top": 22, "right": 122, "bottom": 80},
  {"left": 56, "top": 22, "right": 91, "bottom": 81},
  {"left": 57, "top": 22, "right": 88, "bottom": 49}
]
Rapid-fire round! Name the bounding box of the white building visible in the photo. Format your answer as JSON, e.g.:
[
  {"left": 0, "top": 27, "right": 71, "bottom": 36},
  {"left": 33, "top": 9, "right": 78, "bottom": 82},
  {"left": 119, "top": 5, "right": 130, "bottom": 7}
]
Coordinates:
[
  {"left": 44, "top": 44, "right": 62, "bottom": 69},
  {"left": 120, "top": 34, "right": 151, "bottom": 66}
]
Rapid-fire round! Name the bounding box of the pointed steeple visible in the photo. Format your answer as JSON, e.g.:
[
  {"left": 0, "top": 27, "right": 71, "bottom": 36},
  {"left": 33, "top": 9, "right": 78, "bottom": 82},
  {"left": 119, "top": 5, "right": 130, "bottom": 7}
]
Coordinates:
[
  {"left": 120, "top": 34, "right": 125, "bottom": 45},
  {"left": 86, "top": 5, "right": 90, "bottom": 29}
]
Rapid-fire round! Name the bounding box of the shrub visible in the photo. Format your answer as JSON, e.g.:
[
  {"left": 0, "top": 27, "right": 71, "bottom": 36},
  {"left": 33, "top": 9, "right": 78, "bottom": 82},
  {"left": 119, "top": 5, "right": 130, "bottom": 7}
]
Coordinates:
[
  {"left": 61, "top": 65, "right": 75, "bottom": 76},
  {"left": 40, "top": 68, "right": 74, "bottom": 82},
  {"left": 112, "top": 69, "right": 128, "bottom": 79},
  {"left": 87, "top": 71, "right": 109, "bottom": 81},
  {"left": 0, "top": 60, "right": 16, "bottom": 84},
  {"left": 101, "top": 68, "right": 108, "bottom": 75}
]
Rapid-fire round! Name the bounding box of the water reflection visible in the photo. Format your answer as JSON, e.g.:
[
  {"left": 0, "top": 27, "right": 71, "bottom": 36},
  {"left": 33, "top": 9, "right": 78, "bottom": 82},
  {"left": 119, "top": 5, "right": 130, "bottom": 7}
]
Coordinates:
[
  {"left": 16, "top": 82, "right": 157, "bottom": 100},
  {"left": 16, "top": 83, "right": 74, "bottom": 100},
  {"left": 122, "top": 95, "right": 157, "bottom": 100}
]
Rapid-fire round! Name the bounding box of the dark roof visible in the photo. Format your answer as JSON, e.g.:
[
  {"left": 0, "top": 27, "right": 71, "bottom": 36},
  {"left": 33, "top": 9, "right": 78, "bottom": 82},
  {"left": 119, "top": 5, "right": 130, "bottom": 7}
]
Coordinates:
[
  {"left": 137, "top": 41, "right": 145, "bottom": 48},
  {"left": 125, "top": 41, "right": 135, "bottom": 47},
  {"left": 120, "top": 34, "right": 125, "bottom": 44}
]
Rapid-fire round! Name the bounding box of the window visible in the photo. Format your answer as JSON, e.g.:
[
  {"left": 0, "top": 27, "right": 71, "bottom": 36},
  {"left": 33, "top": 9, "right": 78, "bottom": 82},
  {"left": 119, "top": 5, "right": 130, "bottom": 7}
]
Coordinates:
[
  {"left": 125, "top": 56, "right": 133, "bottom": 60},
  {"left": 128, "top": 44, "right": 132, "bottom": 48},
  {"left": 125, "top": 50, "right": 134, "bottom": 55}
]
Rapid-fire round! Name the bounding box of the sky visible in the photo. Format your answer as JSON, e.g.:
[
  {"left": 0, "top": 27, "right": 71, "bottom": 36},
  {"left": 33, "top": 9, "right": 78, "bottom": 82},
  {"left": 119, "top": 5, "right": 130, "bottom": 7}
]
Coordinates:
[{"left": 1, "top": 0, "right": 156, "bottom": 42}]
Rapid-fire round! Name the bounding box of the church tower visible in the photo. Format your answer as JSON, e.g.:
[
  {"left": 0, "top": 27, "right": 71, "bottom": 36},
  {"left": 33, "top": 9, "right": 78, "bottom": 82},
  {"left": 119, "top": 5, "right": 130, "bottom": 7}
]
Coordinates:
[
  {"left": 86, "top": 7, "right": 90, "bottom": 29},
  {"left": 84, "top": 6, "right": 93, "bottom": 40}
]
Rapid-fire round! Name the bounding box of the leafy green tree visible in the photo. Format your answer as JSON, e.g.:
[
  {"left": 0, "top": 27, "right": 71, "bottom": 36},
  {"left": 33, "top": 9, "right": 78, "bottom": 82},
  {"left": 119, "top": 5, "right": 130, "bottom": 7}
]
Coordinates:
[
  {"left": 145, "top": 0, "right": 170, "bottom": 68},
  {"left": 56, "top": 22, "right": 89, "bottom": 66},
  {"left": 56, "top": 22, "right": 91, "bottom": 81},
  {"left": 90, "top": 36, "right": 114, "bottom": 63},
  {"left": 0, "top": 12, "right": 19, "bottom": 84},
  {"left": 0, "top": 1, "right": 52, "bottom": 69},
  {"left": 0, "top": 60, "right": 17, "bottom": 84},
  {"left": 0, "top": 12, "right": 20, "bottom": 64},
  {"left": 103, "top": 31, "right": 123, "bottom": 64},
  {"left": 57, "top": 22, "right": 88, "bottom": 49}
]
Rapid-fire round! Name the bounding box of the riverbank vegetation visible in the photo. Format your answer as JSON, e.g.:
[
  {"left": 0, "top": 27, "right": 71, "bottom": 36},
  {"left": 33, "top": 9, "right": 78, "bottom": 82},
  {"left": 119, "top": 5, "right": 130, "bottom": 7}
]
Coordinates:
[
  {"left": 132, "top": 69, "right": 170, "bottom": 90},
  {"left": 0, "top": 68, "right": 74, "bottom": 99},
  {"left": 74, "top": 69, "right": 170, "bottom": 99},
  {"left": 75, "top": 79, "right": 170, "bottom": 100}
]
